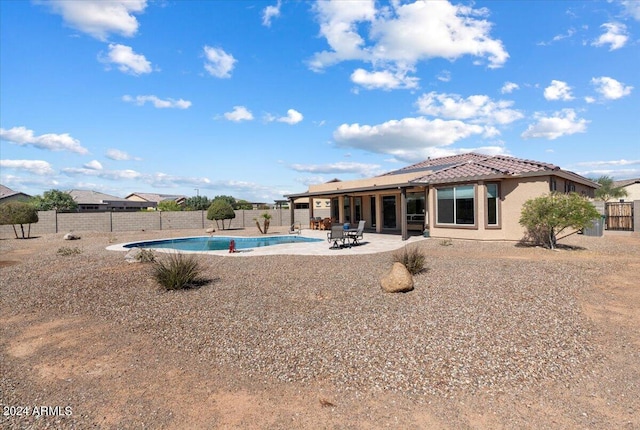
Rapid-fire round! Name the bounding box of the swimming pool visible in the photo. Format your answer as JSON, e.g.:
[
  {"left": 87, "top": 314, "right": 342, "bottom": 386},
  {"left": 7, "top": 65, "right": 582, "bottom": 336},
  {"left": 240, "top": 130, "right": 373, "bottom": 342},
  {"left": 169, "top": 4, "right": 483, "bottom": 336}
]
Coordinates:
[{"left": 122, "top": 235, "right": 323, "bottom": 252}]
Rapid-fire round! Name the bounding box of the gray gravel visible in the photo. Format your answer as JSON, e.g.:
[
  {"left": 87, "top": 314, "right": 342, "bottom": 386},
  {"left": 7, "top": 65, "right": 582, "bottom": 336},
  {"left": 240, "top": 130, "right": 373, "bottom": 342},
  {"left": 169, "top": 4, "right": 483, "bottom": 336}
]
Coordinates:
[{"left": 1, "top": 229, "right": 639, "bottom": 429}]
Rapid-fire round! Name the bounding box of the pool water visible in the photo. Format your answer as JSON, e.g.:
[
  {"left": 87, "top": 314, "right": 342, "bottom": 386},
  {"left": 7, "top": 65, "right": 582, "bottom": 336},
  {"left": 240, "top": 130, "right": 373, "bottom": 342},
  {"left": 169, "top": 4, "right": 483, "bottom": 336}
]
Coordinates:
[{"left": 123, "top": 235, "right": 322, "bottom": 251}]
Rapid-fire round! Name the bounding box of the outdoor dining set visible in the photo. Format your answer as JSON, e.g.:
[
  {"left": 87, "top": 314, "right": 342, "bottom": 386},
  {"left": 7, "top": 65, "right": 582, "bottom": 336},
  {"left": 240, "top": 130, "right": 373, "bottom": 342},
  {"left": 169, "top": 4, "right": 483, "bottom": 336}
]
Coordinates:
[{"left": 326, "top": 220, "right": 366, "bottom": 249}]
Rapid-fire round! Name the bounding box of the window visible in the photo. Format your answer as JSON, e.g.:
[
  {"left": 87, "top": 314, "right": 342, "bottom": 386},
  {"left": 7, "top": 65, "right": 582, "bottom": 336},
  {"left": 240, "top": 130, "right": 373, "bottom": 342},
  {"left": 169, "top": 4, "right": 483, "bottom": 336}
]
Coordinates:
[
  {"left": 406, "top": 192, "right": 426, "bottom": 223},
  {"left": 436, "top": 185, "right": 475, "bottom": 225},
  {"left": 487, "top": 183, "right": 498, "bottom": 226}
]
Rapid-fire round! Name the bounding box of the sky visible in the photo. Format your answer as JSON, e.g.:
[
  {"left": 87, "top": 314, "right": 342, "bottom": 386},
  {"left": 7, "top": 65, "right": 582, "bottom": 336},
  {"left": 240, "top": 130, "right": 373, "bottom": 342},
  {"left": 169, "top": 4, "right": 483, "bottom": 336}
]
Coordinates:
[{"left": 1, "top": 0, "right": 639, "bottom": 202}]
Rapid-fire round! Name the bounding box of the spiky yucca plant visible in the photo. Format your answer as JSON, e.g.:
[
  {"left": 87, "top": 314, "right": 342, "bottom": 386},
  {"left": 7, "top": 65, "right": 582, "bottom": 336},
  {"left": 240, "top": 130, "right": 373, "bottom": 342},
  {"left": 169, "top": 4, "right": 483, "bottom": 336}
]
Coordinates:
[
  {"left": 153, "top": 253, "right": 202, "bottom": 290},
  {"left": 393, "top": 246, "right": 426, "bottom": 275}
]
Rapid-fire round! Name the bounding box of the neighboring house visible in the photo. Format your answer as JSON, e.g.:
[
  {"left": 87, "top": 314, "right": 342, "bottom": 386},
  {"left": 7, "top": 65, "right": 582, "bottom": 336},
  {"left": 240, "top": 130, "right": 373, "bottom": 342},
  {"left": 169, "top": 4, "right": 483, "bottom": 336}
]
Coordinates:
[
  {"left": 285, "top": 153, "right": 599, "bottom": 241},
  {"left": 0, "top": 184, "right": 31, "bottom": 203},
  {"left": 613, "top": 178, "right": 640, "bottom": 202},
  {"left": 125, "top": 192, "right": 186, "bottom": 209},
  {"left": 68, "top": 190, "right": 151, "bottom": 212}
]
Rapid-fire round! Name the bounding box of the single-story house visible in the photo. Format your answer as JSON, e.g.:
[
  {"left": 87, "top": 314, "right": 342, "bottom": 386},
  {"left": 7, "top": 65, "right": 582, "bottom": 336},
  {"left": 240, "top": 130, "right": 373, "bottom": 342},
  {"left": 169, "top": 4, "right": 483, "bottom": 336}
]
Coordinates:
[
  {"left": 284, "top": 153, "right": 599, "bottom": 241},
  {"left": 0, "top": 184, "right": 31, "bottom": 203},
  {"left": 613, "top": 178, "right": 640, "bottom": 202},
  {"left": 68, "top": 190, "right": 151, "bottom": 212},
  {"left": 125, "top": 192, "right": 186, "bottom": 209}
]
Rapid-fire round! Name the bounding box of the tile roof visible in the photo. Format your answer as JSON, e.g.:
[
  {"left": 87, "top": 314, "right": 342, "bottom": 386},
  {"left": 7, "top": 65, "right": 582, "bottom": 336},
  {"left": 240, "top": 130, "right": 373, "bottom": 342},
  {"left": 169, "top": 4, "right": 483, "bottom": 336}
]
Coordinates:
[
  {"left": 613, "top": 178, "right": 640, "bottom": 188},
  {"left": 410, "top": 153, "right": 560, "bottom": 184},
  {"left": 68, "top": 189, "right": 128, "bottom": 204},
  {"left": 126, "top": 192, "right": 185, "bottom": 203},
  {"left": 383, "top": 153, "right": 488, "bottom": 176},
  {"left": 0, "top": 184, "right": 17, "bottom": 197}
]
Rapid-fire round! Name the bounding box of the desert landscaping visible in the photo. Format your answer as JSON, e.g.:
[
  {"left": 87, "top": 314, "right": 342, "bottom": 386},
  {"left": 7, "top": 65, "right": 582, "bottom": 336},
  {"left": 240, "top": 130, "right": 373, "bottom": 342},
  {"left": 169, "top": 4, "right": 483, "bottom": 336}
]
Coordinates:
[{"left": 1, "top": 228, "right": 639, "bottom": 429}]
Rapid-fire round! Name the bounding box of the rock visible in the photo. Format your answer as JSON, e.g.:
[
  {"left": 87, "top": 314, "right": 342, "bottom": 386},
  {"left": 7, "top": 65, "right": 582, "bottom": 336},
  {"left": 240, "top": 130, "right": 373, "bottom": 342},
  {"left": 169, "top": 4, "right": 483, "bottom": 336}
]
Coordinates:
[
  {"left": 380, "top": 262, "right": 414, "bottom": 293},
  {"left": 125, "top": 248, "right": 143, "bottom": 263},
  {"left": 63, "top": 232, "right": 81, "bottom": 240},
  {"left": 206, "top": 227, "right": 215, "bottom": 233}
]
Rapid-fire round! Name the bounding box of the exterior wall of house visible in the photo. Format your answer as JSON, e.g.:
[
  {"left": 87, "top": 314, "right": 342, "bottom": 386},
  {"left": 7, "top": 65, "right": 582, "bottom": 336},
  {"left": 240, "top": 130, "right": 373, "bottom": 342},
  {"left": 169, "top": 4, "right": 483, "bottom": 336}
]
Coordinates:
[
  {"left": 621, "top": 183, "right": 640, "bottom": 202},
  {"left": 426, "top": 177, "right": 551, "bottom": 241}
]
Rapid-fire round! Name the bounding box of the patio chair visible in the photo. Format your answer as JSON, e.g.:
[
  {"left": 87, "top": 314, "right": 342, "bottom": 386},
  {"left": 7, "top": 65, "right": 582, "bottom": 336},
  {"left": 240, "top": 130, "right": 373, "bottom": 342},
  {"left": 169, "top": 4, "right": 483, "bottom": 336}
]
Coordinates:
[
  {"left": 289, "top": 221, "right": 301, "bottom": 234},
  {"left": 327, "top": 224, "right": 347, "bottom": 248},
  {"left": 348, "top": 220, "right": 366, "bottom": 245}
]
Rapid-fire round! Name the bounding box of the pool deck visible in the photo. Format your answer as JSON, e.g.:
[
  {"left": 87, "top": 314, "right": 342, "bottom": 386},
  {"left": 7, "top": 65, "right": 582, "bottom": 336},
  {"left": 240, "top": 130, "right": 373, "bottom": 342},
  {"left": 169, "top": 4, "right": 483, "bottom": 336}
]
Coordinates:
[{"left": 107, "top": 229, "right": 428, "bottom": 257}]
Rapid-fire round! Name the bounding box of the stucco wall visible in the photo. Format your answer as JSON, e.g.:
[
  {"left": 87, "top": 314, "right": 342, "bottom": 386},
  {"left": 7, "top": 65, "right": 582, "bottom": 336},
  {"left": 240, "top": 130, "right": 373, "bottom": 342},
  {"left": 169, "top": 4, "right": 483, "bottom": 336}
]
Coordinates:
[{"left": 622, "top": 183, "right": 640, "bottom": 202}]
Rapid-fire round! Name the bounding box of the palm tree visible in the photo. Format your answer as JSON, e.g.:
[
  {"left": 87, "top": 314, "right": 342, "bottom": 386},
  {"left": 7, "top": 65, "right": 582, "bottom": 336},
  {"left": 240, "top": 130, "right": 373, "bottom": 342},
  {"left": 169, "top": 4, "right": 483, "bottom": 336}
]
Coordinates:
[{"left": 593, "top": 175, "right": 628, "bottom": 202}]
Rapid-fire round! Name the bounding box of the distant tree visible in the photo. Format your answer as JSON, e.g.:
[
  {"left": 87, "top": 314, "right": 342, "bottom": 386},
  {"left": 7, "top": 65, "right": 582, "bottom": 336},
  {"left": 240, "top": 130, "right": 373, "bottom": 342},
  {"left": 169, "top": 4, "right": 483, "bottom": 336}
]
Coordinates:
[
  {"left": 31, "top": 189, "right": 78, "bottom": 212},
  {"left": 185, "top": 196, "right": 211, "bottom": 211},
  {"left": 157, "top": 200, "right": 182, "bottom": 211},
  {"left": 519, "top": 192, "right": 600, "bottom": 249},
  {"left": 207, "top": 200, "right": 236, "bottom": 230},
  {"left": 0, "top": 201, "right": 39, "bottom": 239},
  {"left": 212, "top": 195, "right": 237, "bottom": 208},
  {"left": 593, "top": 175, "right": 628, "bottom": 202},
  {"left": 234, "top": 199, "right": 253, "bottom": 210}
]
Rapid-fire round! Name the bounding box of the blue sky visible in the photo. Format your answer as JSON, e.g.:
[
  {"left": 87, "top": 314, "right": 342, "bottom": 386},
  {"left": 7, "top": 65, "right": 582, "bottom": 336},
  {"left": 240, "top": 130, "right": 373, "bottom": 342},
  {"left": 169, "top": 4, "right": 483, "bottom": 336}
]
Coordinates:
[{"left": 1, "top": 0, "right": 639, "bottom": 202}]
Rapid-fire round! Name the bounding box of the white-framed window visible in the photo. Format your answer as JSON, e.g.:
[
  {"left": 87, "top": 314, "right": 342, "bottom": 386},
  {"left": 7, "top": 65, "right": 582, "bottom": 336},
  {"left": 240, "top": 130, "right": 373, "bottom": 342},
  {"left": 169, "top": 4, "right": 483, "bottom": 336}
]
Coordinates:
[{"left": 436, "top": 185, "right": 475, "bottom": 225}]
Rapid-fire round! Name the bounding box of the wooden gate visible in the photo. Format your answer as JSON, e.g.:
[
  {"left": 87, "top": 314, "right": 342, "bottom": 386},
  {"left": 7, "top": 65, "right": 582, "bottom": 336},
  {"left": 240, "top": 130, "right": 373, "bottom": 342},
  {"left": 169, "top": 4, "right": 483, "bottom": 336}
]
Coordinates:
[{"left": 605, "top": 202, "right": 634, "bottom": 231}]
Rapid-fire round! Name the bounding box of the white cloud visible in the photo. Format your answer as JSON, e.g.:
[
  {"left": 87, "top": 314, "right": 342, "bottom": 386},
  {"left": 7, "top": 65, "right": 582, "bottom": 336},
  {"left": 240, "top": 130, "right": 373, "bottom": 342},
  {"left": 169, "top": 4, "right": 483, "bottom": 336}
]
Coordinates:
[
  {"left": 0, "top": 126, "right": 89, "bottom": 154},
  {"left": 544, "top": 80, "right": 574, "bottom": 101},
  {"left": 436, "top": 70, "right": 451, "bottom": 83},
  {"left": 584, "top": 96, "right": 596, "bottom": 104},
  {"left": 63, "top": 166, "right": 143, "bottom": 180},
  {"left": 501, "top": 82, "right": 519, "bottom": 94},
  {"left": 106, "top": 148, "right": 138, "bottom": 161},
  {"left": 521, "top": 109, "right": 589, "bottom": 140},
  {"left": 621, "top": 0, "right": 640, "bottom": 21},
  {"left": 310, "top": 0, "right": 508, "bottom": 73},
  {"left": 575, "top": 159, "right": 640, "bottom": 167},
  {"left": 591, "top": 76, "right": 633, "bottom": 100},
  {"left": 122, "top": 95, "right": 192, "bottom": 109},
  {"left": 44, "top": 0, "right": 147, "bottom": 40},
  {"left": 203, "top": 46, "right": 236, "bottom": 78},
  {"left": 84, "top": 160, "right": 103, "bottom": 170},
  {"left": 0, "top": 159, "right": 55, "bottom": 175},
  {"left": 276, "top": 109, "right": 304, "bottom": 125},
  {"left": 592, "top": 22, "right": 628, "bottom": 50},
  {"left": 101, "top": 43, "right": 153, "bottom": 75},
  {"left": 223, "top": 106, "right": 254, "bottom": 122},
  {"left": 262, "top": 1, "right": 281, "bottom": 27},
  {"left": 416, "top": 92, "right": 523, "bottom": 125},
  {"left": 290, "top": 161, "right": 383, "bottom": 177},
  {"left": 333, "top": 117, "right": 485, "bottom": 162},
  {"left": 350, "top": 68, "right": 419, "bottom": 90}
]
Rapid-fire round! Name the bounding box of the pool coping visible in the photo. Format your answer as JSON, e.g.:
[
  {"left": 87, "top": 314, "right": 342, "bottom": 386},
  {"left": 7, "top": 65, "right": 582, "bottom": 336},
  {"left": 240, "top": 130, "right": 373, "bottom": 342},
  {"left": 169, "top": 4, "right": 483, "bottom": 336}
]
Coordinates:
[{"left": 106, "top": 230, "right": 428, "bottom": 256}]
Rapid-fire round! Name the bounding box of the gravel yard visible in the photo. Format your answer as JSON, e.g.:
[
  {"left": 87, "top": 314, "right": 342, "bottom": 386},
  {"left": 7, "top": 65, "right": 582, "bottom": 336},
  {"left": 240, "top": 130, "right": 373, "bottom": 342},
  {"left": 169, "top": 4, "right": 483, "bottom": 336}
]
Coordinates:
[{"left": 1, "top": 228, "right": 639, "bottom": 429}]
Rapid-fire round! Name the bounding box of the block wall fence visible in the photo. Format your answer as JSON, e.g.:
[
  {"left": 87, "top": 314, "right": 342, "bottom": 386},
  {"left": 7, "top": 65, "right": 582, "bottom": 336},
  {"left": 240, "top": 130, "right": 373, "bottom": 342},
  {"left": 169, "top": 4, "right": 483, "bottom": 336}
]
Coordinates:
[{"left": 0, "top": 209, "right": 312, "bottom": 238}]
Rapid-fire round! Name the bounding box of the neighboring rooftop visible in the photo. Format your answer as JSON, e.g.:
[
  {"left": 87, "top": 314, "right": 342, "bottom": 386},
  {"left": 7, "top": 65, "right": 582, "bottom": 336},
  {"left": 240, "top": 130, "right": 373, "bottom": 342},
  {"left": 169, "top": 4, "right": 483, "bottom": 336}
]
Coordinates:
[
  {"left": 126, "top": 192, "right": 186, "bottom": 203},
  {"left": 613, "top": 178, "right": 640, "bottom": 188}
]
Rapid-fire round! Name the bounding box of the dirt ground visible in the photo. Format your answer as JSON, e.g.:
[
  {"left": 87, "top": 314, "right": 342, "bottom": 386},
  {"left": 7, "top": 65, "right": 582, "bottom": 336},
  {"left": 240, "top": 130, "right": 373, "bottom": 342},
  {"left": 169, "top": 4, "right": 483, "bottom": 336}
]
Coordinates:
[{"left": 1, "top": 231, "right": 639, "bottom": 429}]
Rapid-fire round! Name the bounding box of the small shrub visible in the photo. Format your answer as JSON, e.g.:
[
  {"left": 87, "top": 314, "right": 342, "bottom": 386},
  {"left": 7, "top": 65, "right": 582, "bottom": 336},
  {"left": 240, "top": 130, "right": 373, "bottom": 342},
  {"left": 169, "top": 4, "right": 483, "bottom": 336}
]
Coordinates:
[
  {"left": 153, "top": 253, "right": 202, "bottom": 290},
  {"left": 57, "top": 246, "right": 82, "bottom": 256},
  {"left": 439, "top": 238, "right": 453, "bottom": 246},
  {"left": 393, "top": 246, "right": 426, "bottom": 275}
]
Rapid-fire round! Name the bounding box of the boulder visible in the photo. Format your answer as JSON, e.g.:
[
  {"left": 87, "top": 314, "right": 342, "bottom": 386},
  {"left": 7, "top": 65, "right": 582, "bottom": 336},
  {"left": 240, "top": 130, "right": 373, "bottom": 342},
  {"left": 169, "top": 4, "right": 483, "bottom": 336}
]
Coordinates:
[
  {"left": 205, "top": 227, "right": 215, "bottom": 234},
  {"left": 125, "top": 248, "right": 143, "bottom": 263},
  {"left": 380, "top": 262, "right": 414, "bottom": 293},
  {"left": 63, "top": 232, "right": 81, "bottom": 240}
]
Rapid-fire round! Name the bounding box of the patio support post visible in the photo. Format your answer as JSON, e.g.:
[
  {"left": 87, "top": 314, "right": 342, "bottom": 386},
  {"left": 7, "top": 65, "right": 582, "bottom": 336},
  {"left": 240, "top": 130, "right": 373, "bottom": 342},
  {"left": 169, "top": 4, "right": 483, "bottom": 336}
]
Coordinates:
[
  {"left": 400, "top": 187, "right": 408, "bottom": 240},
  {"left": 289, "top": 198, "right": 295, "bottom": 226}
]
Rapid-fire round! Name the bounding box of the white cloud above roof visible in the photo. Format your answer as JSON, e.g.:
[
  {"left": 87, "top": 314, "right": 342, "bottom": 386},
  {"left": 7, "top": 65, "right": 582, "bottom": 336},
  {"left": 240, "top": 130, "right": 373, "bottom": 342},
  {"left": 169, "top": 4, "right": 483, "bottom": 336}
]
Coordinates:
[
  {"left": 0, "top": 126, "right": 89, "bottom": 154},
  {"left": 544, "top": 80, "right": 574, "bottom": 101},
  {"left": 309, "top": 0, "right": 508, "bottom": 80},
  {"left": 262, "top": 1, "right": 281, "bottom": 27},
  {"left": 333, "top": 117, "right": 486, "bottom": 162},
  {"left": 100, "top": 43, "right": 153, "bottom": 75},
  {"left": 203, "top": 46, "right": 236, "bottom": 78},
  {"left": 501, "top": 82, "right": 519, "bottom": 94},
  {"left": 290, "top": 161, "right": 383, "bottom": 177},
  {"left": 591, "top": 76, "right": 633, "bottom": 100},
  {"left": 106, "top": 148, "right": 139, "bottom": 161},
  {"left": 0, "top": 159, "right": 55, "bottom": 175},
  {"left": 350, "top": 68, "right": 419, "bottom": 90},
  {"left": 122, "top": 95, "right": 192, "bottom": 109},
  {"left": 223, "top": 106, "right": 254, "bottom": 122},
  {"left": 416, "top": 92, "right": 524, "bottom": 125},
  {"left": 521, "top": 109, "right": 589, "bottom": 140},
  {"left": 43, "top": 0, "right": 147, "bottom": 40},
  {"left": 592, "top": 22, "right": 628, "bottom": 50}
]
